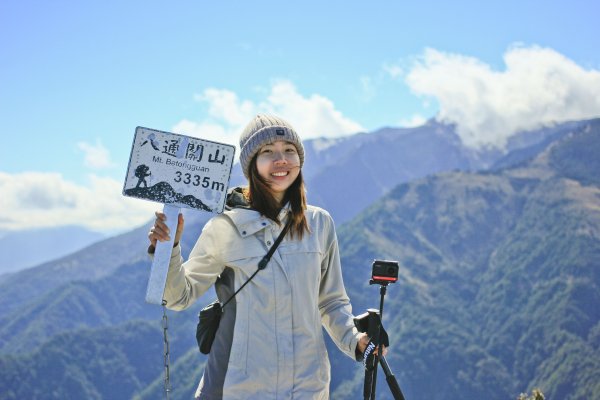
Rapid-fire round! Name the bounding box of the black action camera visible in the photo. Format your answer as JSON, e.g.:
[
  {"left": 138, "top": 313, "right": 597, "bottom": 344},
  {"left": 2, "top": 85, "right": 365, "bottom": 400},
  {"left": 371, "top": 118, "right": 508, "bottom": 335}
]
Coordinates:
[{"left": 371, "top": 260, "right": 399, "bottom": 284}]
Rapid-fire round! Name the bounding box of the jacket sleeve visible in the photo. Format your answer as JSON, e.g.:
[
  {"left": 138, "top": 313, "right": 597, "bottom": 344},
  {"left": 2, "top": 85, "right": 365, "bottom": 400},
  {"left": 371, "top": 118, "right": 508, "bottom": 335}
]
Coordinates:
[
  {"left": 318, "top": 213, "right": 361, "bottom": 360},
  {"left": 162, "top": 216, "right": 226, "bottom": 311}
]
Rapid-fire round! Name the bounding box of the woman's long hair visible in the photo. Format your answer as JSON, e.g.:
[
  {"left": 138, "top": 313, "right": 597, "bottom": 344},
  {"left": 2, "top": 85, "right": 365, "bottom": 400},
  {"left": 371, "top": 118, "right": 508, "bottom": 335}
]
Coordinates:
[{"left": 244, "top": 154, "right": 309, "bottom": 240}]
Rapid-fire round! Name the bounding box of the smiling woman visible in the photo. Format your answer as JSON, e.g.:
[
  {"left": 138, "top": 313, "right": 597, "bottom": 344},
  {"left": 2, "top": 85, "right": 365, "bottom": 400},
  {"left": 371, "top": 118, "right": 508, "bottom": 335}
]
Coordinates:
[
  {"left": 240, "top": 115, "right": 307, "bottom": 236},
  {"left": 255, "top": 141, "right": 301, "bottom": 202}
]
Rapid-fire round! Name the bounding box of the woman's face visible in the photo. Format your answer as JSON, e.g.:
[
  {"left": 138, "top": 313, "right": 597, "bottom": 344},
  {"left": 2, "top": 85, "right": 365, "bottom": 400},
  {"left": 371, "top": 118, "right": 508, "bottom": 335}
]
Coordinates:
[{"left": 256, "top": 140, "right": 301, "bottom": 202}]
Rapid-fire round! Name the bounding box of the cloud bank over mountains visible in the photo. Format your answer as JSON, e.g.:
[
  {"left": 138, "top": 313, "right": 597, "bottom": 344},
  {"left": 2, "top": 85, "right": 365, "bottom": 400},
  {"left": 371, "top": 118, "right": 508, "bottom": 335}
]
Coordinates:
[
  {"left": 0, "top": 172, "right": 156, "bottom": 232},
  {"left": 173, "top": 80, "right": 365, "bottom": 149},
  {"left": 405, "top": 45, "right": 600, "bottom": 149},
  {"left": 3, "top": 45, "right": 599, "bottom": 233},
  {"left": 77, "top": 140, "right": 115, "bottom": 169},
  {"left": 1, "top": 81, "right": 364, "bottom": 234}
]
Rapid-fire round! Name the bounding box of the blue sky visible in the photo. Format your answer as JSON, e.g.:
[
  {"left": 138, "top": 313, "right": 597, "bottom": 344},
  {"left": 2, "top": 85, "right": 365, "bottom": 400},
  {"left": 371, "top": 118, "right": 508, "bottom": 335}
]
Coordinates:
[{"left": 1, "top": 0, "right": 599, "bottom": 233}]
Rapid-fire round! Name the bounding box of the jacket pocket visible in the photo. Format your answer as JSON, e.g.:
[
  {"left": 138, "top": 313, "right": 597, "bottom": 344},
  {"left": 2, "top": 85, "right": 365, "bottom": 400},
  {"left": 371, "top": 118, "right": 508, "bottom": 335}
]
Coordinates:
[
  {"left": 222, "top": 242, "right": 266, "bottom": 277},
  {"left": 222, "top": 244, "right": 266, "bottom": 263},
  {"left": 278, "top": 235, "right": 323, "bottom": 255}
]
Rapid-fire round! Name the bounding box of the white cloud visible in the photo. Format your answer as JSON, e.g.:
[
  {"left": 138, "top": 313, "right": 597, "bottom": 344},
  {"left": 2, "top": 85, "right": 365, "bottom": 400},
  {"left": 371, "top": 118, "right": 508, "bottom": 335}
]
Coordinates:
[
  {"left": 3, "top": 82, "right": 364, "bottom": 233},
  {"left": 0, "top": 172, "right": 157, "bottom": 232},
  {"left": 194, "top": 89, "right": 256, "bottom": 127},
  {"left": 175, "top": 80, "right": 365, "bottom": 153},
  {"left": 398, "top": 114, "right": 427, "bottom": 128},
  {"left": 172, "top": 119, "right": 237, "bottom": 147},
  {"left": 405, "top": 45, "right": 600, "bottom": 149},
  {"left": 77, "top": 139, "right": 115, "bottom": 169},
  {"left": 263, "top": 80, "right": 365, "bottom": 137},
  {"left": 383, "top": 63, "right": 403, "bottom": 80}
]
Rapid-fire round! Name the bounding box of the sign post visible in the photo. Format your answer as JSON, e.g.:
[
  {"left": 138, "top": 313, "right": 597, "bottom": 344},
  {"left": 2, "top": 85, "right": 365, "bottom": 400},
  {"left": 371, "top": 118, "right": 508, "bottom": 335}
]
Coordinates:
[
  {"left": 123, "top": 126, "right": 235, "bottom": 305},
  {"left": 145, "top": 203, "right": 180, "bottom": 305}
]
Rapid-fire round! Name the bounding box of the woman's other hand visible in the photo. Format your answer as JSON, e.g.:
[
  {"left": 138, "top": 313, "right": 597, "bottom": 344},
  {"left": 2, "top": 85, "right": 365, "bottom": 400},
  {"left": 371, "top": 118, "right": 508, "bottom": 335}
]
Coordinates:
[{"left": 357, "top": 332, "right": 388, "bottom": 357}]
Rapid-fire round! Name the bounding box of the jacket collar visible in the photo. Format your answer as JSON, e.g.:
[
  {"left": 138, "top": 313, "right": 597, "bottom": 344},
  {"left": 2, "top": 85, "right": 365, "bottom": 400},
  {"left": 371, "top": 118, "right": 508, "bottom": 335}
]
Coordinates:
[{"left": 224, "top": 187, "right": 290, "bottom": 237}]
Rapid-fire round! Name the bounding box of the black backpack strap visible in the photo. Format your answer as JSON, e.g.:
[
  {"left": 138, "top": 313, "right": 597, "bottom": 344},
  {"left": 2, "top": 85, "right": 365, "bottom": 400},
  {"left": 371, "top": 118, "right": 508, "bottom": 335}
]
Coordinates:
[
  {"left": 257, "top": 217, "right": 292, "bottom": 270},
  {"left": 222, "top": 217, "right": 292, "bottom": 308}
]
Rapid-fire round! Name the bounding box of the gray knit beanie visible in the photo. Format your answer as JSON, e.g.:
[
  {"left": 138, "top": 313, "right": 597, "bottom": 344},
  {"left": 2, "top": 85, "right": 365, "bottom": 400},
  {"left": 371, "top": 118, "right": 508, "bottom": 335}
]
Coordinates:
[{"left": 239, "top": 114, "right": 305, "bottom": 179}]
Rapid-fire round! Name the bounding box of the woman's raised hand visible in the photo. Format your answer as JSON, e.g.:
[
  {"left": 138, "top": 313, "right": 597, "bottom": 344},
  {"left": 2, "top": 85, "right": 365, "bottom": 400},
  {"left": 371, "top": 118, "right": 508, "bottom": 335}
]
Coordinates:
[{"left": 148, "top": 211, "right": 185, "bottom": 252}]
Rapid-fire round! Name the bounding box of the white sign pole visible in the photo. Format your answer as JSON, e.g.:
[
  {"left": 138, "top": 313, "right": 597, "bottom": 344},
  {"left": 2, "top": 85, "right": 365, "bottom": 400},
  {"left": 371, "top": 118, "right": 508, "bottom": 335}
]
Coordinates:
[{"left": 145, "top": 204, "right": 181, "bottom": 305}]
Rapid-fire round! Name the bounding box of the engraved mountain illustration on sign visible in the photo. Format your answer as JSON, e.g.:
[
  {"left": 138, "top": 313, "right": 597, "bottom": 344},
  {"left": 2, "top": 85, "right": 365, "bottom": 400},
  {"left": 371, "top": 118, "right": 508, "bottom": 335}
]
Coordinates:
[{"left": 124, "top": 181, "right": 212, "bottom": 212}]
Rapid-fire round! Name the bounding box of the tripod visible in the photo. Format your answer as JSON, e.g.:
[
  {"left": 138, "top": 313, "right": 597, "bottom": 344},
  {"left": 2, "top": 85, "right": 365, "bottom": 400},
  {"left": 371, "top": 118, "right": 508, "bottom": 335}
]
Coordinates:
[{"left": 362, "top": 281, "right": 405, "bottom": 400}]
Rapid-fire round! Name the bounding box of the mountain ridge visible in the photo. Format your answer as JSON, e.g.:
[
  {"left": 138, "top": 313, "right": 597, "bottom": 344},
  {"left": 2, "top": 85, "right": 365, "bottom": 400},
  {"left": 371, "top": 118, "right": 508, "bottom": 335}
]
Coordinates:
[
  {"left": 1, "top": 118, "right": 598, "bottom": 399},
  {"left": 332, "top": 123, "right": 600, "bottom": 399},
  {"left": 0, "top": 226, "right": 105, "bottom": 276}
]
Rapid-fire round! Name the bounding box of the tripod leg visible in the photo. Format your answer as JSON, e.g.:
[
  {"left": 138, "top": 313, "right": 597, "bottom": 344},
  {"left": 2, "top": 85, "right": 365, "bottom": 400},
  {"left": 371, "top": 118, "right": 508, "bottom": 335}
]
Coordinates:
[
  {"left": 371, "top": 354, "right": 379, "bottom": 398},
  {"left": 363, "top": 365, "right": 374, "bottom": 400},
  {"left": 379, "top": 356, "right": 405, "bottom": 400}
]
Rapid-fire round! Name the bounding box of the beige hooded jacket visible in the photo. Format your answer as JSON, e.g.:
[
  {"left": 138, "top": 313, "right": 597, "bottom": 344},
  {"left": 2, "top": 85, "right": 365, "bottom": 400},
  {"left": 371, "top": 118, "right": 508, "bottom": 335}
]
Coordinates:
[{"left": 163, "top": 203, "right": 361, "bottom": 399}]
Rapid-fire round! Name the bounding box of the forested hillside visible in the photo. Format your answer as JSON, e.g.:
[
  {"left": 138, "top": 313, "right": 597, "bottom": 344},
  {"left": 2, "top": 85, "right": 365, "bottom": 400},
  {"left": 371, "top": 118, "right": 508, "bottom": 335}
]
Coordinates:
[
  {"left": 0, "top": 119, "right": 598, "bottom": 399},
  {"left": 333, "top": 120, "right": 600, "bottom": 399}
]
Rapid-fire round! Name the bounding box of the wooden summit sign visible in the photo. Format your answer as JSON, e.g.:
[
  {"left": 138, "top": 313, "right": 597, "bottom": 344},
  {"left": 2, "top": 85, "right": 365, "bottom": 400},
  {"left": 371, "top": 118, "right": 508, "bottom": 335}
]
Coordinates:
[{"left": 123, "top": 127, "right": 235, "bottom": 304}]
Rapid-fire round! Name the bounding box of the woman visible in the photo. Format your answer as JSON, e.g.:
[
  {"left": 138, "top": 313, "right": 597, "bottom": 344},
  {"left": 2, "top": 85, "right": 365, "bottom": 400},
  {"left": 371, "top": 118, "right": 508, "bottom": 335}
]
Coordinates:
[{"left": 149, "top": 114, "right": 373, "bottom": 399}]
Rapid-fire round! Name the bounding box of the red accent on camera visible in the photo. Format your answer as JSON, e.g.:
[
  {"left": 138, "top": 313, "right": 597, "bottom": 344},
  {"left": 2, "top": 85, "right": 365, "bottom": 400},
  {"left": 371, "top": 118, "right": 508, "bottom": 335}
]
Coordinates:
[{"left": 372, "top": 275, "right": 397, "bottom": 282}]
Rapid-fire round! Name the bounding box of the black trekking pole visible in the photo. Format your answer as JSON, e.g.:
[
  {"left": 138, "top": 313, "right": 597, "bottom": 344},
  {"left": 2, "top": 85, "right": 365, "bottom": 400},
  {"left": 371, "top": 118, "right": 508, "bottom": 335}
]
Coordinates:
[
  {"left": 354, "top": 260, "right": 406, "bottom": 400},
  {"left": 364, "top": 308, "right": 383, "bottom": 400}
]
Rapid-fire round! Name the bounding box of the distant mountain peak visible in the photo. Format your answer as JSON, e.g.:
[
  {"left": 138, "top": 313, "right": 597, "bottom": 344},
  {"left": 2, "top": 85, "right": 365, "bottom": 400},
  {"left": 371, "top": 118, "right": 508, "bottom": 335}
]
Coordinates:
[{"left": 309, "top": 136, "right": 348, "bottom": 153}]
